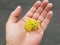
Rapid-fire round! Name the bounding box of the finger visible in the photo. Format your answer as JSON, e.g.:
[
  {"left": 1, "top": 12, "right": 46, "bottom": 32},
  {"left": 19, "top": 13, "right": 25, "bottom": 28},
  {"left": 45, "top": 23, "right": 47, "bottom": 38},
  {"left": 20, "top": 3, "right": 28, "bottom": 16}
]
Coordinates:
[
  {"left": 38, "top": 3, "right": 53, "bottom": 22},
  {"left": 32, "top": 0, "right": 48, "bottom": 19},
  {"left": 43, "top": 0, "right": 49, "bottom": 1},
  {"left": 25, "top": 1, "right": 41, "bottom": 17},
  {"left": 8, "top": 6, "right": 22, "bottom": 23},
  {"left": 41, "top": 11, "right": 53, "bottom": 31}
]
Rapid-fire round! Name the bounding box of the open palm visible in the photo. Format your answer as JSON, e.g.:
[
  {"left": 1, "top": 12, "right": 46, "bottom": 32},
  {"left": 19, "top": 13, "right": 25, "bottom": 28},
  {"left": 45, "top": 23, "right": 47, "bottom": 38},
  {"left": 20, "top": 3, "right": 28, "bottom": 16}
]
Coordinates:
[{"left": 6, "top": 0, "right": 53, "bottom": 45}]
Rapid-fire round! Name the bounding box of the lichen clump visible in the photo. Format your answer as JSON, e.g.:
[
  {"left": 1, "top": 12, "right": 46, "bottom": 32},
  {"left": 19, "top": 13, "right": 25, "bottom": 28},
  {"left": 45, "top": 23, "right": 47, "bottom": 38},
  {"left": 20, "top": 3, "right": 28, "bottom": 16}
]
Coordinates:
[{"left": 24, "top": 18, "right": 41, "bottom": 32}]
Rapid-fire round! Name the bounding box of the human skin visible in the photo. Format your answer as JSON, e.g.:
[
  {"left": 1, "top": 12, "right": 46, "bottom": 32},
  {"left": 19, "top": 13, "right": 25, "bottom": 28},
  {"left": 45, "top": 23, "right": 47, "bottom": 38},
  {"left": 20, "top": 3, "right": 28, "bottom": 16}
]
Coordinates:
[{"left": 6, "top": 0, "right": 53, "bottom": 45}]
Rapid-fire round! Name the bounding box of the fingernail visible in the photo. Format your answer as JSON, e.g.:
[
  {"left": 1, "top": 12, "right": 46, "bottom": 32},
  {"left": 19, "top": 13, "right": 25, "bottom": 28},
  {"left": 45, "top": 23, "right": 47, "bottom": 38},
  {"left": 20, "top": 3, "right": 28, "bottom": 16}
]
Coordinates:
[{"left": 14, "top": 6, "right": 22, "bottom": 11}]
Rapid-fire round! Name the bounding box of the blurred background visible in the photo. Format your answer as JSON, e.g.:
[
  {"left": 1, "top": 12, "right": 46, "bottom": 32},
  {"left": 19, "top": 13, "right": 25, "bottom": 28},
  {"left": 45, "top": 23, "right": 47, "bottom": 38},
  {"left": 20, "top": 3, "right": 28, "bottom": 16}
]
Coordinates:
[{"left": 0, "top": 0, "right": 60, "bottom": 45}]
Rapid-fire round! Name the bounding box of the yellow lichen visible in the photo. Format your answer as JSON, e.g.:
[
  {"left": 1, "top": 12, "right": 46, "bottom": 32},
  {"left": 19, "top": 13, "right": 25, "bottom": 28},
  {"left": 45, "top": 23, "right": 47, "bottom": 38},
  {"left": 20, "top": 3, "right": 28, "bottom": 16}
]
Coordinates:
[{"left": 24, "top": 18, "right": 41, "bottom": 32}]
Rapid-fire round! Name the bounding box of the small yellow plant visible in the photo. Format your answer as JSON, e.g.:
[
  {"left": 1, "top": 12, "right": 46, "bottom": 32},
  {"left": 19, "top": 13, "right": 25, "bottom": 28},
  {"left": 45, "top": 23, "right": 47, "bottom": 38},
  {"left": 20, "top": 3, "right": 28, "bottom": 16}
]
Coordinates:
[{"left": 24, "top": 18, "right": 41, "bottom": 32}]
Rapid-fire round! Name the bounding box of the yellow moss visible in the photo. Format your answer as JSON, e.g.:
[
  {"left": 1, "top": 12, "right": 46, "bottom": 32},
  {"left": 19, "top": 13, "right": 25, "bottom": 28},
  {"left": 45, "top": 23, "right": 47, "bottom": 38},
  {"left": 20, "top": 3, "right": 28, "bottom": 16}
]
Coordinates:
[{"left": 24, "top": 18, "right": 41, "bottom": 32}]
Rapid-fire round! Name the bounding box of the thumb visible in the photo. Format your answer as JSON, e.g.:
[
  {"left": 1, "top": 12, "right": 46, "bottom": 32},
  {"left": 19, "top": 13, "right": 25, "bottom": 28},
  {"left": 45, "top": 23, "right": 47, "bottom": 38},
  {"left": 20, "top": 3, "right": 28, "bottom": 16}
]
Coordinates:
[{"left": 8, "top": 6, "right": 22, "bottom": 23}]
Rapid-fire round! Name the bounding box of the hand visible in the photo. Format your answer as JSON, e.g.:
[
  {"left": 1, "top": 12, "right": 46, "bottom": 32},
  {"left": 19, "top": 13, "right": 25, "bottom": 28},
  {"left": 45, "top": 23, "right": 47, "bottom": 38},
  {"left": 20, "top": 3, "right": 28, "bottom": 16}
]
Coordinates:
[{"left": 6, "top": 0, "right": 53, "bottom": 45}]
